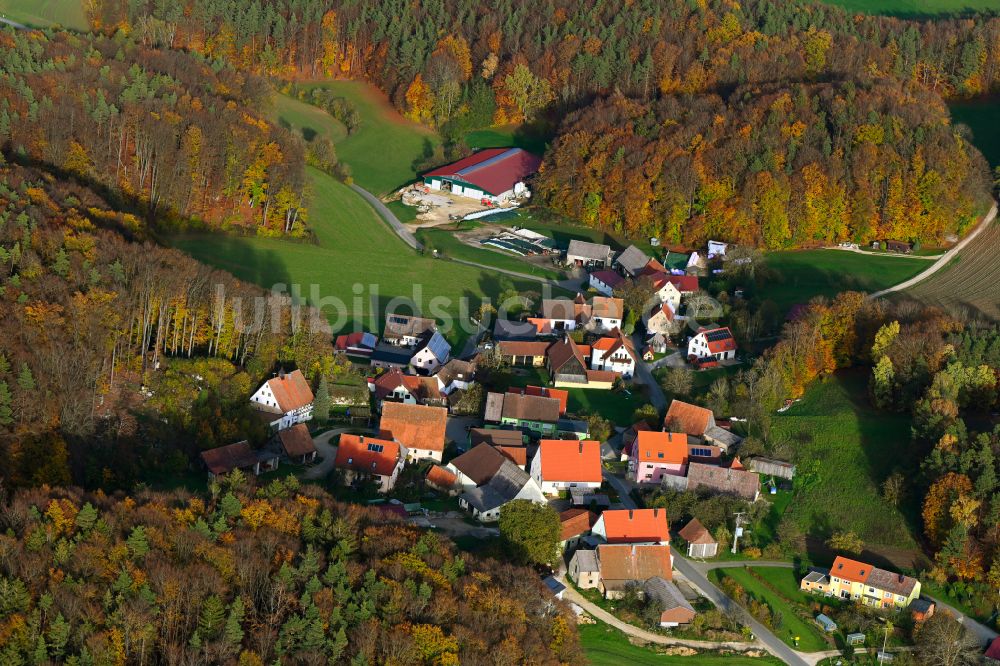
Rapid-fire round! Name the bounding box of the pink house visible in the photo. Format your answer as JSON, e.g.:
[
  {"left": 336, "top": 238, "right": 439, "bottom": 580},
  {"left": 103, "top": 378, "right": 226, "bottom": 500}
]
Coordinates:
[{"left": 628, "top": 431, "right": 689, "bottom": 484}]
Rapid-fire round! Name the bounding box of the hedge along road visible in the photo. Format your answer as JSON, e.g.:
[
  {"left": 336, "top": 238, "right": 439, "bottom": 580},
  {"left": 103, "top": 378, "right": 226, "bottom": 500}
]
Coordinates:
[{"left": 869, "top": 200, "right": 998, "bottom": 298}]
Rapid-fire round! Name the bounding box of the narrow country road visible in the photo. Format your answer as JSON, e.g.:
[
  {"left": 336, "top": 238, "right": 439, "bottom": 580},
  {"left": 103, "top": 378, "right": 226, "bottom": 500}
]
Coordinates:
[
  {"left": 630, "top": 333, "right": 668, "bottom": 411},
  {"left": 869, "top": 201, "right": 998, "bottom": 298},
  {"left": 0, "top": 16, "right": 29, "bottom": 30},
  {"left": 351, "top": 184, "right": 424, "bottom": 251},
  {"left": 925, "top": 595, "right": 998, "bottom": 645}
]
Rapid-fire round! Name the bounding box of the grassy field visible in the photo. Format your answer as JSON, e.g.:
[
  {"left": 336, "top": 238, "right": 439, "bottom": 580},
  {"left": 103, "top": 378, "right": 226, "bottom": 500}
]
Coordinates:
[
  {"left": 950, "top": 99, "right": 1000, "bottom": 168},
  {"left": 0, "top": 0, "right": 88, "bottom": 29},
  {"left": 820, "top": 0, "right": 1000, "bottom": 17},
  {"left": 464, "top": 125, "right": 550, "bottom": 155},
  {"left": 272, "top": 94, "right": 348, "bottom": 144},
  {"left": 172, "top": 168, "right": 542, "bottom": 347},
  {"left": 764, "top": 250, "right": 927, "bottom": 312},
  {"left": 709, "top": 567, "right": 830, "bottom": 652},
  {"left": 294, "top": 81, "right": 440, "bottom": 196},
  {"left": 416, "top": 228, "right": 566, "bottom": 280},
  {"left": 579, "top": 619, "right": 784, "bottom": 666},
  {"left": 771, "top": 372, "right": 920, "bottom": 553}
]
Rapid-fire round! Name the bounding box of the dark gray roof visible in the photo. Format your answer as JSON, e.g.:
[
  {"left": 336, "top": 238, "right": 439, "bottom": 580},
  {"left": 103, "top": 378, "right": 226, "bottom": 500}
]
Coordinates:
[
  {"left": 567, "top": 239, "right": 611, "bottom": 261},
  {"left": 571, "top": 549, "right": 599, "bottom": 573},
  {"left": 460, "top": 459, "right": 533, "bottom": 512},
  {"left": 615, "top": 245, "right": 651, "bottom": 277},
  {"left": 570, "top": 489, "right": 611, "bottom": 508},
  {"left": 493, "top": 319, "right": 539, "bottom": 341},
  {"left": 557, "top": 419, "right": 590, "bottom": 434},
  {"left": 371, "top": 343, "right": 415, "bottom": 365},
  {"left": 543, "top": 576, "right": 566, "bottom": 595},
  {"left": 643, "top": 577, "right": 695, "bottom": 614},
  {"left": 416, "top": 331, "right": 451, "bottom": 362},
  {"left": 450, "top": 443, "right": 507, "bottom": 486},
  {"left": 705, "top": 424, "right": 742, "bottom": 448}
]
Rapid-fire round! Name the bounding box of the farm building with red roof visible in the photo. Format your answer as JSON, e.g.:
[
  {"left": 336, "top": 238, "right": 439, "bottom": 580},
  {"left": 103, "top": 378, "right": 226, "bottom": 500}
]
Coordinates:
[{"left": 422, "top": 148, "right": 542, "bottom": 201}]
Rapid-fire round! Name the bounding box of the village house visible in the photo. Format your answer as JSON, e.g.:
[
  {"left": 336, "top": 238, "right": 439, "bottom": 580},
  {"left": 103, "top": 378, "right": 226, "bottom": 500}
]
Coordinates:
[
  {"left": 560, "top": 508, "right": 598, "bottom": 552},
  {"left": 435, "top": 358, "right": 476, "bottom": 395},
  {"left": 334, "top": 331, "right": 378, "bottom": 358},
  {"left": 530, "top": 439, "right": 603, "bottom": 495},
  {"left": 687, "top": 326, "right": 737, "bottom": 362},
  {"left": 458, "top": 458, "right": 546, "bottom": 522},
  {"left": 425, "top": 465, "right": 460, "bottom": 495},
  {"left": 378, "top": 401, "right": 448, "bottom": 462},
  {"left": 589, "top": 269, "right": 626, "bottom": 297},
  {"left": 409, "top": 331, "right": 451, "bottom": 374},
  {"left": 547, "top": 335, "right": 617, "bottom": 389},
  {"left": 334, "top": 434, "right": 407, "bottom": 493},
  {"left": 447, "top": 443, "right": 511, "bottom": 491},
  {"left": 422, "top": 147, "right": 541, "bottom": 202},
  {"left": 590, "top": 329, "right": 637, "bottom": 378},
  {"left": 643, "top": 302, "right": 677, "bottom": 336},
  {"left": 383, "top": 313, "right": 437, "bottom": 347},
  {"left": 369, "top": 343, "right": 416, "bottom": 370},
  {"left": 592, "top": 508, "right": 671, "bottom": 545},
  {"left": 249, "top": 369, "right": 315, "bottom": 430},
  {"left": 493, "top": 391, "right": 561, "bottom": 436},
  {"left": 468, "top": 427, "right": 524, "bottom": 448},
  {"left": 497, "top": 340, "right": 551, "bottom": 367},
  {"left": 569, "top": 549, "right": 600, "bottom": 589},
  {"left": 532, "top": 295, "right": 623, "bottom": 334},
  {"left": 369, "top": 369, "right": 445, "bottom": 409},
  {"left": 640, "top": 268, "right": 698, "bottom": 311},
  {"left": 648, "top": 332, "right": 670, "bottom": 354},
  {"left": 566, "top": 239, "right": 612, "bottom": 268},
  {"left": 519, "top": 385, "right": 569, "bottom": 415},
  {"left": 620, "top": 421, "right": 653, "bottom": 462},
  {"left": 686, "top": 462, "right": 760, "bottom": 501},
  {"left": 627, "top": 431, "right": 689, "bottom": 483},
  {"left": 800, "top": 556, "right": 922, "bottom": 610},
  {"left": 677, "top": 518, "right": 719, "bottom": 558},
  {"left": 277, "top": 423, "right": 317, "bottom": 464},
  {"left": 663, "top": 399, "right": 743, "bottom": 452},
  {"left": 597, "top": 543, "right": 673, "bottom": 598},
  {"left": 643, "top": 577, "right": 696, "bottom": 627},
  {"left": 200, "top": 441, "right": 279, "bottom": 480},
  {"left": 614, "top": 245, "right": 651, "bottom": 278}
]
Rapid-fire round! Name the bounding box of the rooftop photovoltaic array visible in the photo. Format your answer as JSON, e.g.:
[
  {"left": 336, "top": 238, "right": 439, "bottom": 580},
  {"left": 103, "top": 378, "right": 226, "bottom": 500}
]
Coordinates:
[
  {"left": 705, "top": 329, "right": 732, "bottom": 342},
  {"left": 367, "top": 442, "right": 384, "bottom": 453}
]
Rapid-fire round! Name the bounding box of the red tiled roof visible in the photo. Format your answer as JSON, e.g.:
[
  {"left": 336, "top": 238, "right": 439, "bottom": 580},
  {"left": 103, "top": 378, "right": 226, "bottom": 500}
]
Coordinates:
[
  {"left": 678, "top": 518, "right": 716, "bottom": 545},
  {"left": 200, "top": 441, "right": 258, "bottom": 476},
  {"left": 497, "top": 340, "right": 551, "bottom": 357},
  {"left": 335, "top": 434, "right": 402, "bottom": 476},
  {"left": 496, "top": 446, "right": 527, "bottom": 466},
  {"left": 379, "top": 402, "right": 447, "bottom": 454},
  {"left": 599, "top": 508, "right": 670, "bottom": 543},
  {"left": 635, "top": 431, "right": 688, "bottom": 465},
  {"left": 664, "top": 399, "right": 712, "bottom": 436},
  {"left": 648, "top": 302, "right": 674, "bottom": 322},
  {"left": 591, "top": 296, "right": 624, "bottom": 319},
  {"left": 560, "top": 508, "right": 598, "bottom": 541},
  {"left": 266, "top": 370, "right": 314, "bottom": 412},
  {"left": 830, "top": 556, "right": 873, "bottom": 585},
  {"left": 426, "top": 464, "right": 458, "bottom": 488},
  {"left": 698, "top": 327, "right": 737, "bottom": 354},
  {"left": 538, "top": 439, "right": 602, "bottom": 483},
  {"left": 985, "top": 637, "right": 1000, "bottom": 660},
  {"left": 666, "top": 274, "right": 699, "bottom": 292},
  {"left": 423, "top": 148, "right": 542, "bottom": 196},
  {"left": 502, "top": 392, "right": 561, "bottom": 423},
  {"left": 592, "top": 329, "right": 637, "bottom": 359},
  {"left": 521, "top": 385, "right": 568, "bottom": 415},
  {"left": 598, "top": 544, "right": 672, "bottom": 583},
  {"left": 278, "top": 423, "right": 316, "bottom": 457},
  {"left": 590, "top": 270, "right": 626, "bottom": 289},
  {"left": 371, "top": 369, "right": 441, "bottom": 402},
  {"left": 585, "top": 369, "right": 619, "bottom": 383}
]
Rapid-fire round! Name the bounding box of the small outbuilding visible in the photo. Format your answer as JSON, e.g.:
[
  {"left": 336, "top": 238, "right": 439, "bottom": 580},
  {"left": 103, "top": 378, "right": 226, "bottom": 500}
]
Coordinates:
[
  {"left": 815, "top": 614, "right": 838, "bottom": 633},
  {"left": 678, "top": 518, "right": 719, "bottom": 558},
  {"left": 277, "top": 423, "right": 317, "bottom": 464}
]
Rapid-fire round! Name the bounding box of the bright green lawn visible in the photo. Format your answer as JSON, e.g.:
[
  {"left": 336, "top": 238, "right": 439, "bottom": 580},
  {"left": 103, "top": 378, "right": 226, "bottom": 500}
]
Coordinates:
[
  {"left": 464, "top": 125, "right": 550, "bottom": 155},
  {"left": 820, "top": 0, "right": 1000, "bottom": 17},
  {"left": 172, "top": 168, "right": 541, "bottom": 347},
  {"left": 416, "top": 228, "right": 566, "bottom": 280},
  {"left": 498, "top": 366, "right": 645, "bottom": 425},
  {"left": 580, "top": 619, "right": 783, "bottom": 665},
  {"left": 772, "top": 372, "right": 919, "bottom": 550},
  {"left": 764, "top": 250, "right": 927, "bottom": 312},
  {"left": 709, "top": 567, "right": 830, "bottom": 652},
  {"left": 272, "top": 93, "right": 348, "bottom": 144},
  {"left": 0, "top": 0, "right": 88, "bottom": 29},
  {"left": 950, "top": 100, "right": 1000, "bottom": 168},
  {"left": 297, "top": 80, "right": 441, "bottom": 196}
]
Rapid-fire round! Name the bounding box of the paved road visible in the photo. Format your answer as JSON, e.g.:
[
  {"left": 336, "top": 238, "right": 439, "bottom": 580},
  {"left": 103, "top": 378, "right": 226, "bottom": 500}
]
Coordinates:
[
  {"left": 926, "top": 595, "right": 998, "bottom": 645},
  {"left": 351, "top": 184, "right": 424, "bottom": 251},
  {"left": 870, "top": 200, "right": 998, "bottom": 298},
  {"left": 630, "top": 333, "right": 668, "bottom": 411},
  {"left": 0, "top": 16, "right": 29, "bottom": 30}
]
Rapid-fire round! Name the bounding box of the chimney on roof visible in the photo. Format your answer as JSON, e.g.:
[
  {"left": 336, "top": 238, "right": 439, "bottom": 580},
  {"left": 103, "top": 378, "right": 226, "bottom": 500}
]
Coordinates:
[
  {"left": 631, "top": 544, "right": 636, "bottom": 556},
  {"left": 278, "top": 368, "right": 286, "bottom": 380},
  {"left": 629, "top": 509, "right": 634, "bottom": 520},
  {"left": 578, "top": 441, "right": 583, "bottom": 454}
]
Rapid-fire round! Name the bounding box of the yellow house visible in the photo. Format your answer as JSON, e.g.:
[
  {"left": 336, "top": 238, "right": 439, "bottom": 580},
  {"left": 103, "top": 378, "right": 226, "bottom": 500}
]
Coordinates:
[{"left": 800, "top": 556, "right": 921, "bottom": 610}]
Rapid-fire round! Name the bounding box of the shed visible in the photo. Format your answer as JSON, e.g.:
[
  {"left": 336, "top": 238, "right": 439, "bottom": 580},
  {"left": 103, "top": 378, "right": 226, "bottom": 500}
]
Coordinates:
[
  {"left": 566, "top": 240, "right": 612, "bottom": 268},
  {"left": 815, "top": 614, "right": 837, "bottom": 632},
  {"left": 747, "top": 457, "right": 796, "bottom": 480},
  {"left": 484, "top": 392, "right": 505, "bottom": 422},
  {"left": 846, "top": 633, "right": 866, "bottom": 646},
  {"left": 677, "top": 518, "right": 718, "bottom": 558}
]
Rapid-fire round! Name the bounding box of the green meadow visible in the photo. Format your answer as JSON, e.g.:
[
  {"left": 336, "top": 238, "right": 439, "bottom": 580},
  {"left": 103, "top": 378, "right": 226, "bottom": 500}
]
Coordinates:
[
  {"left": 0, "top": 0, "right": 88, "bottom": 29},
  {"left": 950, "top": 99, "right": 1000, "bottom": 168},
  {"left": 820, "top": 0, "right": 1000, "bottom": 17},
  {"left": 172, "top": 168, "right": 544, "bottom": 347}
]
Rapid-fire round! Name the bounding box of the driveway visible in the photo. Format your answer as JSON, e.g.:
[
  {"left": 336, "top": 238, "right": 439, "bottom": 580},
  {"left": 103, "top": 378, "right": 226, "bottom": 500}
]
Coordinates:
[
  {"left": 630, "top": 333, "right": 667, "bottom": 412},
  {"left": 870, "top": 200, "right": 997, "bottom": 297},
  {"left": 303, "top": 427, "right": 371, "bottom": 480}
]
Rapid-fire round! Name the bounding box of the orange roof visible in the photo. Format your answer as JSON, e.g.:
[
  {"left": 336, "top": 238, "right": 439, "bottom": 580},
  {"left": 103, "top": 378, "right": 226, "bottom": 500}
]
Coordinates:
[
  {"left": 727, "top": 456, "right": 745, "bottom": 470},
  {"left": 678, "top": 518, "right": 716, "bottom": 545},
  {"left": 379, "top": 402, "right": 447, "bottom": 453},
  {"left": 635, "top": 431, "right": 688, "bottom": 465},
  {"left": 335, "top": 434, "right": 402, "bottom": 476},
  {"left": 664, "top": 399, "right": 712, "bottom": 436},
  {"left": 522, "top": 385, "right": 568, "bottom": 415},
  {"left": 599, "top": 508, "right": 670, "bottom": 543},
  {"left": 831, "top": 556, "right": 873, "bottom": 584},
  {"left": 598, "top": 543, "right": 672, "bottom": 583},
  {"left": 538, "top": 439, "right": 602, "bottom": 483},
  {"left": 560, "top": 508, "right": 598, "bottom": 541},
  {"left": 495, "top": 446, "right": 527, "bottom": 466},
  {"left": 266, "top": 370, "right": 314, "bottom": 412},
  {"left": 426, "top": 464, "right": 458, "bottom": 488}
]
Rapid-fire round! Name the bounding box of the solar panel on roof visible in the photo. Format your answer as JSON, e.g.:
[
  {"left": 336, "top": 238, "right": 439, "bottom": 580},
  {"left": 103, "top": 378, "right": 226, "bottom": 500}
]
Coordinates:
[
  {"left": 367, "top": 443, "right": 384, "bottom": 453},
  {"left": 705, "top": 329, "right": 732, "bottom": 342}
]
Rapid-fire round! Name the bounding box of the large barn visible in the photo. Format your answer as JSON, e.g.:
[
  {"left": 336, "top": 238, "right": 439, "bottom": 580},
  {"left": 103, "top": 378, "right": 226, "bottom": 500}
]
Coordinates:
[{"left": 422, "top": 148, "right": 541, "bottom": 202}]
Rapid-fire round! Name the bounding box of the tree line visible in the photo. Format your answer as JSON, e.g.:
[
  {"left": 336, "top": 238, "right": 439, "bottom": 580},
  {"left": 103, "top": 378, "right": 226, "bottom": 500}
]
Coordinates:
[{"left": 0, "top": 478, "right": 580, "bottom": 664}]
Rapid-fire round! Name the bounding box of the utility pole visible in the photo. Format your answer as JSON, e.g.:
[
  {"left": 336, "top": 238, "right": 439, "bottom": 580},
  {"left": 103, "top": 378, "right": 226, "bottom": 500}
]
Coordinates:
[{"left": 731, "top": 511, "right": 747, "bottom": 554}]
